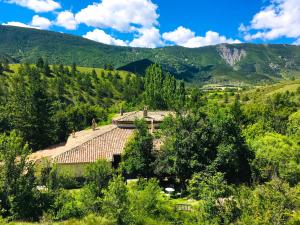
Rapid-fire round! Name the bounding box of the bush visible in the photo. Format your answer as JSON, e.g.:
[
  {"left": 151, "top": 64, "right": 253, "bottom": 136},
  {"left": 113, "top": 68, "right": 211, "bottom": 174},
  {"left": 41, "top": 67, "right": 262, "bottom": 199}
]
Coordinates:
[
  {"left": 130, "top": 179, "right": 167, "bottom": 222},
  {"left": 102, "top": 175, "right": 132, "bottom": 225},
  {"left": 236, "top": 179, "right": 298, "bottom": 224},
  {"left": 84, "top": 160, "right": 112, "bottom": 197},
  {"left": 50, "top": 190, "right": 84, "bottom": 221},
  {"left": 188, "top": 172, "right": 232, "bottom": 201}
]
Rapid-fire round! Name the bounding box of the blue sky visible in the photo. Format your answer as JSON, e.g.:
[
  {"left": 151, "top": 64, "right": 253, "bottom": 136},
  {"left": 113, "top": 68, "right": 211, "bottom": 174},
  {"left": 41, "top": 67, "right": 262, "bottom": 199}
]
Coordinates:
[{"left": 1, "top": 0, "right": 300, "bottom": 47}]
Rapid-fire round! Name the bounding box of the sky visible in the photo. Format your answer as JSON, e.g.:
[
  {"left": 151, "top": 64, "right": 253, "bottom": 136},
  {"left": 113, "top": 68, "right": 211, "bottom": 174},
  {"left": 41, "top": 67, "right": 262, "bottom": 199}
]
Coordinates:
[{"left": 0, "top": 0, "right": 299, "bottom": 48}]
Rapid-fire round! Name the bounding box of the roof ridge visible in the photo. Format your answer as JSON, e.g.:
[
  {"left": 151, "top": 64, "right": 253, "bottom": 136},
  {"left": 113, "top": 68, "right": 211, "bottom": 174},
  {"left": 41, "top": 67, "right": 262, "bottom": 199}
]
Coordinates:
[
  {"left": 117, "top": 111, "right": 139, "bottom": 120},
  {"left": 52, "top": 125, "right": 118, "bottom": 161}
]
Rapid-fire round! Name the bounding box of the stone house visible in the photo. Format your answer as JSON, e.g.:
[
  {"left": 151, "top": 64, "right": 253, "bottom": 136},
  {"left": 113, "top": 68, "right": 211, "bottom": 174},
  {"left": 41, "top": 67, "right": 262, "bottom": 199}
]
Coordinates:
[{"left": 30, "top": 109, "right": 172, "bottom": 176}]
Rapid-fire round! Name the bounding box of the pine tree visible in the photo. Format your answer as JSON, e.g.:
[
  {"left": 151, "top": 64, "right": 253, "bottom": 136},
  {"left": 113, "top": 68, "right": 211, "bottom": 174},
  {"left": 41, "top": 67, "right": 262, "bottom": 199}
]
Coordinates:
[
  {"left": 0, "top": 63, "right": 3, "bottom": 75},
  {"left": 27, "top": 66, "right": 53, "bottom": 149},
  {"left": 6, "top": 65, "right": 53, "bottom": 150},
  {"left": 43, "top": 60, "right": 51, "bottom": 76},
  {"left": 2, "top": 58, "right": 10, "bottom": 72},
  {"left": 5, "top": 68, "right": 32, "bottom": 140},
  {"left": 71, "top": 62, "right": 77, "bottom": 76},
  {"left": 36, "top": 57, "right": 44, "bottom": 69}
]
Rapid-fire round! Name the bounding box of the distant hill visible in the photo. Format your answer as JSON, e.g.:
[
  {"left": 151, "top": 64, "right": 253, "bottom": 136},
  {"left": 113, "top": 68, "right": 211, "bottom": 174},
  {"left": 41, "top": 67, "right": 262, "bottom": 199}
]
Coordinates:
[
  {"left": 1, "top": 25, "right": 300, "bottom": 85},
  {"left": 118, "top": 59, "right": 155, "bottom": 75}
]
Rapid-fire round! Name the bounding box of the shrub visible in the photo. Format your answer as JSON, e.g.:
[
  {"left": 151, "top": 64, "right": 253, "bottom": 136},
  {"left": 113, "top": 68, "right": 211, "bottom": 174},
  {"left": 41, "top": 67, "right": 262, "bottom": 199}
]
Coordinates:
[{"left": 102, "top": 176, "right": 132, "bottom": 225}]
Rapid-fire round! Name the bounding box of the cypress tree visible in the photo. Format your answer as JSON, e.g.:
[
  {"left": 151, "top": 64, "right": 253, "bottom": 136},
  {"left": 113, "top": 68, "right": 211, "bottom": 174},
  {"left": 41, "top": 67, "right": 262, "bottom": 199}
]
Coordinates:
[
  {"left": 176, "top": 81, "right": 186, "bottom": 111},
  {"left": 144, "top": 64, "right": 166, "bottom": 109}
]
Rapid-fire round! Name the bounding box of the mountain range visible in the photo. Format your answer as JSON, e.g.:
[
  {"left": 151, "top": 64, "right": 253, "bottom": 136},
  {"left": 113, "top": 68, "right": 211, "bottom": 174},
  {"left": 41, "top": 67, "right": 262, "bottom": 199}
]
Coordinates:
[{"left": 1, "top": 25, "right": 300, "bottom": 85}]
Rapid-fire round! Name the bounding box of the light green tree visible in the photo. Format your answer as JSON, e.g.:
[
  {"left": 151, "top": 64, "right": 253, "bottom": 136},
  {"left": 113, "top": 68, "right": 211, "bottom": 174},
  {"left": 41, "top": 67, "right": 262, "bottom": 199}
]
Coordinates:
[{"left": 102, "top": 175, "right": 132, "bottom": 225}]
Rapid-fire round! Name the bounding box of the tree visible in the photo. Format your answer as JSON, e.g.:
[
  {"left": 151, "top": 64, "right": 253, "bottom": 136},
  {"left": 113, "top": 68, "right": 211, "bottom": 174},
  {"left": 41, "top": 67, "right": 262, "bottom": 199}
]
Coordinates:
[
  {"left": 0, "top": 63, "right": 3, "bottom": 75},
  {"left": 2, "top": 59, "right": 10, "bottom": 72},
  {"left": 102, "top": 176, "right": 132, "bottom": 225},
  {"left": 264, "top": 93, "right": 296, "bottom": 134},
  {"left": 162, "top": 73, "right": 177, "bottom": 109},
  {"left": 175, "top": 81, "right": 186, "bottom": 111},
  {"left": 155, "top": 109, "right": 253, "bottom": 185},
  {"left": 236, "top": 179, "right": 298, "bottom": 224},
  {"left": 287, "top": 110, "right": 300, "bottom": 138},
  {"left": 122, "top": 119, "right": 154, "bottom": 178},
  {"left": 36, "top": 57, "right": 44, "bottom": 69},
  {"left": 250, "top": 132, "right": 300, "bottom": 185},
  {"left": 144, "top": 64, "right": 166, "bottom": 109},
  {"left": 84, "top": 160, "right": 112, "bottom": 197},
  {"left": 230, "top": 96, "right": 244, "bottom": 126},
  {"left": 5, "top": 69, "right": 32, "bottom": 144},
  {"left": 223, "top": 92, "right": 229, "bottom": 103},
  {"left": 208, "top": 108, "right": 253, "bottom": 183},
  {"left": 26, "top": 66, "right": 53, "bottom": 150},
  {"left": 6, "top": 65, "right": 53, "bottom": 150},
  {"left": 188, "top": 172, "right": 232, "bottom": 200},
  {"left": 155, "top": 113, "right": 213, "bottom": 185},
  {"left": 43, "top": 60, "right": 51, "bottom": 77},
  {"left": 71, "top": 62, "right": 77, "bottom": 76},
  {"left": 0, "top": 131, "right": 42, "bottom": 221},
  {"left": 129, "top": 179, "right": 165, "bottom": 222}
]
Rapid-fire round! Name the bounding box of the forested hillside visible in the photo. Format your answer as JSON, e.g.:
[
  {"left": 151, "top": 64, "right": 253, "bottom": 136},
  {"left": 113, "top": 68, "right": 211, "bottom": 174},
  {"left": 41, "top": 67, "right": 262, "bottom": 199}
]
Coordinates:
[
  {"left": 0, "top": 59, "right": 144, "bottom": 150},
  {"left": 1, "top": 25, "right": 300, "bottom": 84}
]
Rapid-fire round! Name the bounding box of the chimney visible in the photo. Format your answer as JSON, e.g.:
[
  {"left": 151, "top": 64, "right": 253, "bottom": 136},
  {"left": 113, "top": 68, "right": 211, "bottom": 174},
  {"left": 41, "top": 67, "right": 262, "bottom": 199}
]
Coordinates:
[
  {"left": 92, "top": 118, "right": 97, "bottom": 131},
  {"left": 120, "top": 107, "right": 124, "bottom": 116},
  {"left": 72, "top": 130, "right": 76, "bottom": 138},
  {"left": 143, "top": 106, "right": 148, "bottom": 118},
  {"left": 151, "top": 119, "right": 154, "bottom": 133}
]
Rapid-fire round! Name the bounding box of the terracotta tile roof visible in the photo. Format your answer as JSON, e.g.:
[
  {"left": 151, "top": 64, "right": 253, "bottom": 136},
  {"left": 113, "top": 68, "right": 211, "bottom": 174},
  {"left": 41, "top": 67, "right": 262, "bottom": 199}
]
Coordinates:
[
  {"left": 53, "top": 127, "right": 134, "bottom": 164},
  {"left": 30, "top": 111, "right": 173, "bottom": 165},
  {"left": 30, "top": 125, "right": 118, "bottom": 163}
]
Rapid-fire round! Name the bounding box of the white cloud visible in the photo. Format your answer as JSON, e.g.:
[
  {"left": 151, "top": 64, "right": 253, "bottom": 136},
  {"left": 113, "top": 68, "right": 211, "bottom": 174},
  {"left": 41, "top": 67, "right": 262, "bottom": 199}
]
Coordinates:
[
  {"left": 31, "top": 15, "right": 51, "bottom": 29},
  {"left": 2, "top": 21, "right": 38, "bottom": 29},
  {"left": 56, "top": 10, "right": 77, "bottom": 30},
  {"left": 7, "top": 0, "right": 61, "bottom": 12},
  {"left": 75, "top": 0, "right": 159, "bottom": 32},
  {"left": 130, "top": 27, "right": 163, "bottom": 48},
  {"left": 2, "top": 15, "right": 52, "bottom": 30},
  {"left": 162, "top": 26, "right": 195, "bottom": 45},
  {"left": 163, "top": 27, "right": 241, "bottom": 48},
  {"left": 241, "top": 0, "right": 300, "bottom": 42},
  {"left": 83, "top": 29, "right": 127, "bottom": 46}
]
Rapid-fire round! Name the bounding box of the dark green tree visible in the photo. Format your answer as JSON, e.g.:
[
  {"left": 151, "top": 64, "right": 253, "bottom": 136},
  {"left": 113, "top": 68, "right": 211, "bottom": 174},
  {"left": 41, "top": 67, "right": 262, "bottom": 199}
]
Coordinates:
[
  {"left": 122, "top": 119, "right": 154, "bottom": 178},
  {"left": 43, "top": 60, "right": 51, "bottom": 76},
  {"left": 0, "top": 63, "right": 3, "bottom": 75},
  {"left": 26, "top": 66, "right": 53, "bottom": 150},
  {"left": 36, "top": 57, "right": 44, "bottom": 69},
  {"left": 71, "top": 62, "right": 77, "bottom": 76}
]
